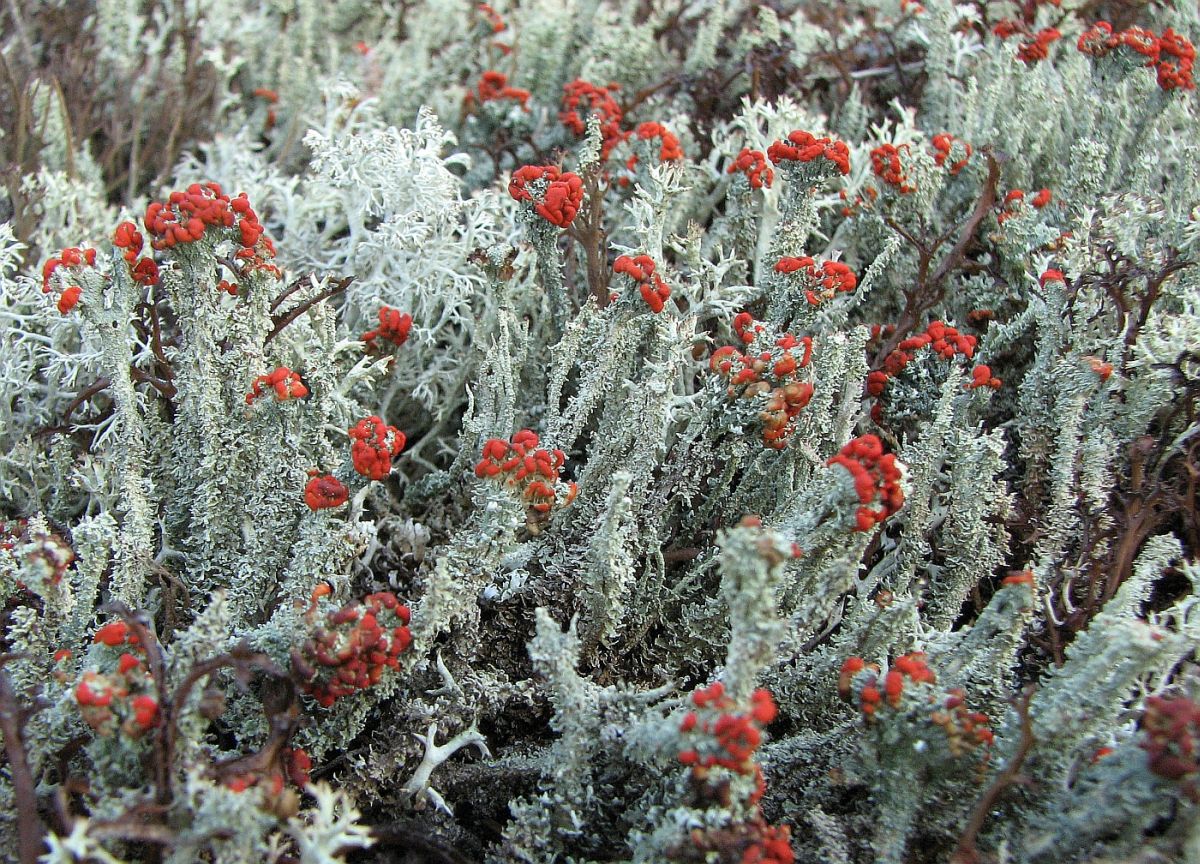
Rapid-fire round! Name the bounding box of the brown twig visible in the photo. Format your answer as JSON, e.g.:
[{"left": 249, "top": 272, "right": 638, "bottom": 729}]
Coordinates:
[
  {"left": 264, "top": 276, "right": 354, "bottom": 345},
  {"left": 0, "top": 655, "right": 47, "bottom": 864},
  {"left": 952, "top": 685, "right": 1036, "bottom": 864},
  {"left": 60, "top": 377, "right": 111, "bottom": 427},
  {"left": 567, "top": 165, "right": 610, "bottom": 308},
  {"left": 875, "top": 150, "right": 1001, "bottom": 364}
]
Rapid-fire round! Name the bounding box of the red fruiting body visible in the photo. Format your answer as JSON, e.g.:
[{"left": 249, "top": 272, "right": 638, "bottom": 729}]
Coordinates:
[
  {"left": 474, "top": 429, "right": 577, "bottom": 515},
  {"left": 1002, "top": 570, "right": 1035, "bottom": 587},
  {"left": 707, "top": 313, "right": 815, "bottom": 449},
  {"left": 827, "top": 435, "right": 904, "bottom": 531},
  {"left": 297, "top": 592, "right": 413, "bottom": 707},
  {"left": 633, "top": 122, "right": 683, "bottom": 162},
  {"left": 478, "top": 3, "right": 506, "bottom": 33},
  {"left": 73, "top": 637, "right": 160, "bottom": 739},
  {"left": 285, "top": 748, "right": 313, "bottom": 787},
  {"left": 113, "top": 221, "right": 160, "bottom": 286},
  {"left": 1031, "top": 188, "right": 1052, "bottom": 209},
  {"left": 470, "top": 70, "right": 531, "bottom": 111},
  {"left": 1077, "top": 21, "right": 1115, "bottom": 57},
  {"left": 931, "top": 133, "right": 972, "bottom": 174},
  {"left": 767, "top": 130, "right": 850, "bottom": 176},
  {"left": 1087, "top": 356, "right": 1114, "bottom": 381},
  {"left": 75, "top": 673, "right": 114, "bottom": 708},
  {"left": 1040, "top": 269, "right": 1065, "bottom": 286},
  {"left": 679, "top": 684, "right": 776, "bottom": 775},
  {"left": 362, "top": 306, "right": 413, "bottom": 351},
  {"left": 131, "top": 695, "right": 159, "bottom": 730},
  {"left": 1075, "top": 22, "right": 1195, "bottom": 91},
  {"left": 348, "top": 416, "right": 406, "bottom": 480},
  {"left": 559, "top": 79, "right": 626, "bottom": 158},
  {"left": 304, "top": 475, "right": 349, "bottom": 511},
  {"left": 728, "top": 148, "right": 774, "bottom": 189},
  {"left": 1157, "top": 29, "right": 1197, "bottom": 91},
  {"left": 870, "top": 143, "right": 914, "bottom": 193},
  {"left": 992, "top": 20, "right": 1021, "bottom": 40},
  {"left": 1017, "top": 28, "right": 1062, "bottom": 64},
  {"left": 614, "top": 254, "right": 671, "bottom": 314},
  {"left": 509, "top": 165, "right": 585, "bottom": 228},
  {"left": 775, "top": 256, "right": 857, "bottom": 306},
  {"left": 57, "top": 285, "right": 82, "bottom": 314},
  {"left": 41, "top": 246, "right": 98, "bottom": 312},
  {"left": 94, "top": 621, "right": 132, "bottom": 647},
  {"left": 844, "top": 656, "right": 993, "bottom": 757},
  {"left": 143, "top": 183, "right": 278, "bottom": 278},
  {"left": 245, "top": 367, "right": 309, "bottom": 405},
  {"left": 967, "top": 364, "right": 1002, "bottom": 390},
  {"left": 837, "top": 657, "right": 879, "bottom": 703},
  {"left": 868, "top": 320, "right": 977, "bottom": 403},
  {"left": 1141, "top": 696, "right": 1200, "bottom": 800},
  {"left": 117, "top": 653, "right": 141, "bottom": 675}
]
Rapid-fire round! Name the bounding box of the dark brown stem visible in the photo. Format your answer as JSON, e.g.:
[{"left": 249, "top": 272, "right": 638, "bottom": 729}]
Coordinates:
[
  {"left": 952, "top": 685, "right": 1036, "bottom": 864},
  {"left": 269, "top": 270, "right": 315, "bottom": 313},
  {"left": 61, "top": 377, "right": 111, "bottom": 426},
  {"left": 0, "top": 656, "right": 46, "bottom": 864},
  {"left": 875, "top": 150, "right": 1001, "bottom": 364},
  {"left": 264, "top": 276, "right": 354, "bottom": 345},
  {"left": 567, "top": 165, "right": 610, "bottom": 309}
]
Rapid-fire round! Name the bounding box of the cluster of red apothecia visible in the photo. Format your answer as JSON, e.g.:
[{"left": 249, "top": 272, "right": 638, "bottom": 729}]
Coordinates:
[
  {"left": 996, "top": 187, "right": 1052, "bottom": 223},
  {"left": 866, "top": 320, "right": 987, "bottom": 405},
  {"left": 245, "top": 367, "right": 309, "bottom": 405},
  {"left": 509, "top": 165, "right": 585, "bottom": 228},
  {"left": 361, "top": 306, "right": 413, "bottom": 353},
  {"left": 1077, "top": 22, "right": 1196, "bottom": 91},
  {"left": 967, "top": 364, "right": 1003, "bottom": 390},
  {"left": 839, "top": 185, "right": 878, "bottom": 218},
  {"left": 870, "top": 144, "right": 915, "bottom": 193},
  {"left": 303, "top": 417, "right": 406, "bottom": 510},
  {"left": 669, "top": 820, "right": 793, "bottom": 864},
  {"left": 1141, "top": 695, "right": 1200, "bottom": 802},
  {"left": 348, "top": 416, "right": 406, "bottom": 481},
  {"left": 144, "top": 182, "right": 280, "bottom": 278},
  {"left": 631, "top": 121, "right": 684, "bottom": 163},
  {"left": 304, "top": 473, "right": 349, "bottom": 511},
  {"left": 727, "top": 148, "right": 774, "bottom": 189},
  {"left": 41, "top": 246, "right": 96, "bottom": 314},
  {"left": 613, "top": 254, "right": 672, "bottom": 314},
  {"left": 40, "top": 186, "right": 280, "bottom": 308},
  {"left": 560, "top": 79, "right": 626, "bottom": 159},
  {"left": 766, "top": 130, "right": 851, "bottom": 177},
  {"left": 474, "top": 429, "right": 578, "bottom": 515},
  {"left": 70, "top": 621, "right": 159, "bottom": 739},
  {"left": 838, "top": 654, "right": 994, "bottom": 756},
  {"left": 112, "top": 222, "right": 161, "bottom": 287},
  {"left": 477, "top": 2, "right": 505, "bottom": 33},
  {"left": 670, "top": 683, "right": 794, "bottom": 864},
  {"left": 709, "top": 314, "right": 815, "bottom": 450},
  {"left": 465, "top": 70, "right": 530, "bottom": 112},
  {"left": 826, "top": 435, "right": 904, "bottom": 532},
  {"left": 619, "top": 122, "right": 684, "bottom": 184},
  {"left": 774, "top": 256, "right": 858, "bottom": 307},
  {"left": 841, "top": 133, "right": 974, "bottom": 217},
  {"left": 931, "top": 133, "right": 972, "bottom": 174},
  {"left": 296, "top": 587, "right": 413, "bottom": 708},
  {"left": 678, "top": 684, "right": 777, "bottom": 776},
  {"left": 992, "top": 23, "right": 1063, "bottom": 65},
  {"left": 475, "top": 3, "right": 512, "bottom": 54},
  {"left": 1, "top": 518, "right": 74, "bottom": 589},
  {"left": 223, "top": 747, "right": 312, "bottom": 809}
]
